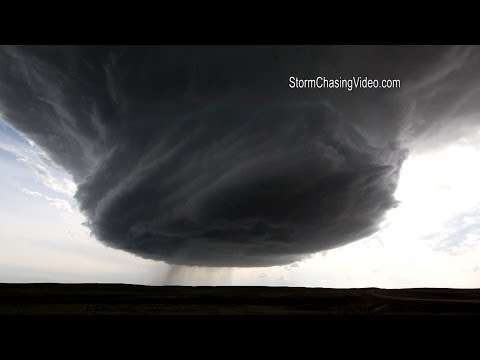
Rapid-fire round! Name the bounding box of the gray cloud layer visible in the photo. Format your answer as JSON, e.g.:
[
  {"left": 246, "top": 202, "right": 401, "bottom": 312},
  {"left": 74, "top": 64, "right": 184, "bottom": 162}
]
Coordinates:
[{"left": 0, "top": 45, "right": 479, "bottom": 266}]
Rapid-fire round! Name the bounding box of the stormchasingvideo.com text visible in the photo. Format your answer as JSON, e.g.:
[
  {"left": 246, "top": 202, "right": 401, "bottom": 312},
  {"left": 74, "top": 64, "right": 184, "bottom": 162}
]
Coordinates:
[{"left": 289, "top": 76, "right": 401, "bottom": 91}]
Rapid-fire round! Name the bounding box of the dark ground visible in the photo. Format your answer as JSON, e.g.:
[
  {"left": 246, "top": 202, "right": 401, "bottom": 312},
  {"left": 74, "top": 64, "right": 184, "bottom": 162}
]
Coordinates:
[{"left": 1, "top": 283, "right": 480, "bottom": 315}]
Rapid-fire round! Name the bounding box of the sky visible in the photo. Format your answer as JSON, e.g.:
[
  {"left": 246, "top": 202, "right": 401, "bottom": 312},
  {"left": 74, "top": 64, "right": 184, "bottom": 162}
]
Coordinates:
[{"left": 0, "top": 45, "right": 480, "bottom": 287}]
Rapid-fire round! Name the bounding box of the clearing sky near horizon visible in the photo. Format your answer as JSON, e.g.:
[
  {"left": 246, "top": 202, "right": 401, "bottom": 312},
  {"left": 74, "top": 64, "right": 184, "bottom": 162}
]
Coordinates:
[{"left": 0, "top": 45, "right": 480, "bottom": 286}]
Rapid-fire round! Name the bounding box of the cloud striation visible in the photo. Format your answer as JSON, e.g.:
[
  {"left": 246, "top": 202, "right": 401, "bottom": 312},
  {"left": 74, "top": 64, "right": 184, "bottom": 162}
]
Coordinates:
[{"left": 0, "top": 45, "right": 479, "bottom": 266}]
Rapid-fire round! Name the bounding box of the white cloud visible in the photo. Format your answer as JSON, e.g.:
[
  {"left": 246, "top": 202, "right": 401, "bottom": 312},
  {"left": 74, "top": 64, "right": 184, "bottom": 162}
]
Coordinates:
[
  {"left": 21, "top": 188, "right": 42, "bottom": 197},
  {"left": 21, "top": 187, "right": 73, "bottom": 212},
  {"left": 0, "top": 119, "right": 76, "bottom": 196},
  {"left": 17, "top": 158, "right": 76, "bottom": 196},
  {"left": 46, "top": 197, "right": 73, "bottom": 212},
  {"left": 284, "top": 261, "right": 301, "bottom": 271}
]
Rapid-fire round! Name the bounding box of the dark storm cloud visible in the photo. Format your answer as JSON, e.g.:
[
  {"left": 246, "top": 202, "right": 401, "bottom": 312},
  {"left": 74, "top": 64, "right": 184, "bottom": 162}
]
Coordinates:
[{"left": 1, "top": 45, "right": 479, "bottom": 266}]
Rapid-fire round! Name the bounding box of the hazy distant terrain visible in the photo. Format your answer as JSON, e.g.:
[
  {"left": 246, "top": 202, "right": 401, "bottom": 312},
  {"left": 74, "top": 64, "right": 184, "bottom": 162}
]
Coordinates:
[{"left": 1, "top": 284, "right": 480, "bottom": 315}]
